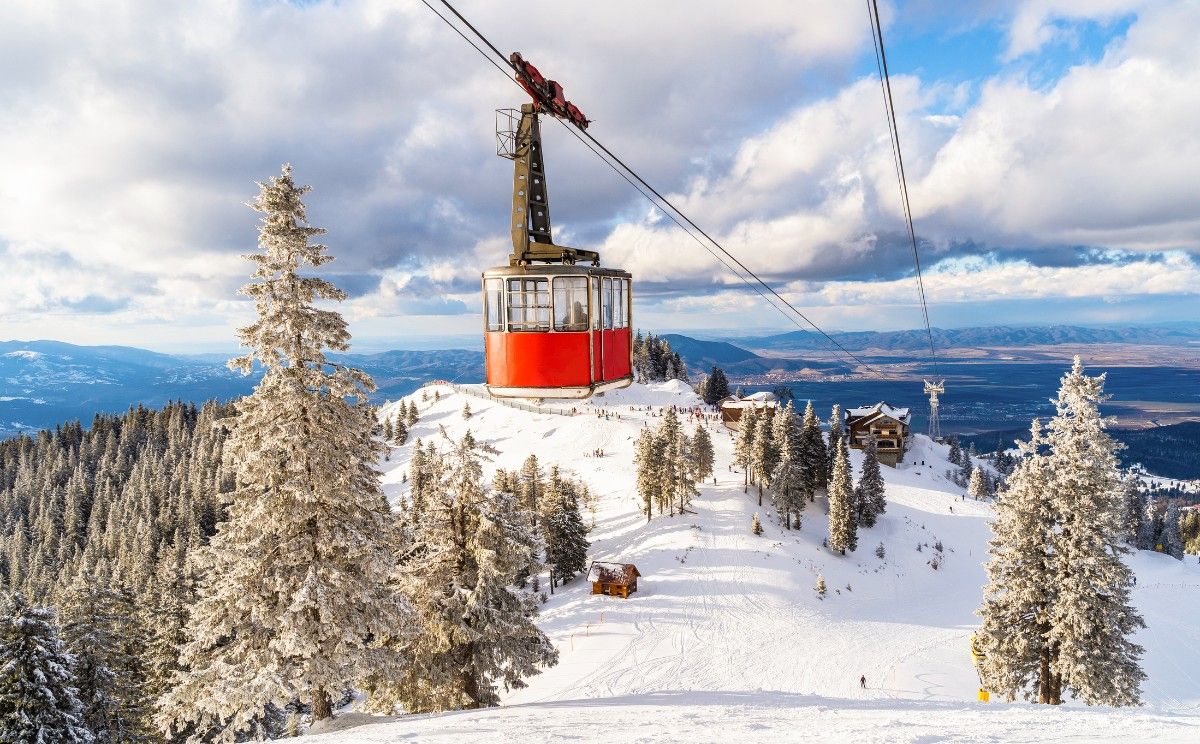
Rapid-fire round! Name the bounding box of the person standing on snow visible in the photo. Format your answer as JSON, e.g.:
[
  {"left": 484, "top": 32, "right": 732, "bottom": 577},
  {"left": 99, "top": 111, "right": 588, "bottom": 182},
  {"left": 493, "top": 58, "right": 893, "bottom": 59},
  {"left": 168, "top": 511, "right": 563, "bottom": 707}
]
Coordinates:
[{"left": 860, "top": 675, "right": 866, "bottom": 689}]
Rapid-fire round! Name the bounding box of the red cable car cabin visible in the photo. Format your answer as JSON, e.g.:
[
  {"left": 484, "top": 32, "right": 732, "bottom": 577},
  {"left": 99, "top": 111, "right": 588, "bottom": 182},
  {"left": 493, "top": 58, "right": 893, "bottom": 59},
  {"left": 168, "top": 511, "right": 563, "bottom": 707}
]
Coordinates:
[
  {"left": 482, "top": 56, "right": 633, "bottom": 399},
  {"left": 483, "top": 265, "right": 632, "bottom": 399}
]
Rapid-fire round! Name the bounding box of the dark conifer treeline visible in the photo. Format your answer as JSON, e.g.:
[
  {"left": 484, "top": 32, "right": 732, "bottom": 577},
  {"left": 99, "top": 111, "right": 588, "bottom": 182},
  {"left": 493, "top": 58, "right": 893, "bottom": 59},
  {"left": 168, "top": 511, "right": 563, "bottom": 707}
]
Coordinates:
[{"left": 0, "top": 401, "right": 235, "bottom": 740}]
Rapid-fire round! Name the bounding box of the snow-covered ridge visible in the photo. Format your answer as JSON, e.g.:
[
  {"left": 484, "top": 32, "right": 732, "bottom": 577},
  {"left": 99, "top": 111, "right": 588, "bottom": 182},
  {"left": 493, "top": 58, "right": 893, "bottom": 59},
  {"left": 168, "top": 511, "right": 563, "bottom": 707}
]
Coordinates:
[{"left": 319, "top": 382, "right": 1200, "bottom": 742}]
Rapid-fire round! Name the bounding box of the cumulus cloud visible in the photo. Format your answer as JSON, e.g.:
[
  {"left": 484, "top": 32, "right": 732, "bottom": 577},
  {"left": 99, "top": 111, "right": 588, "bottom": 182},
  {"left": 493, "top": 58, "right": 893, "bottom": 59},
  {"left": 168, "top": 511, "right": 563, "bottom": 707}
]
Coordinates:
[{"left": 0, "top": 0, "right": 1197, "bottom": 345}]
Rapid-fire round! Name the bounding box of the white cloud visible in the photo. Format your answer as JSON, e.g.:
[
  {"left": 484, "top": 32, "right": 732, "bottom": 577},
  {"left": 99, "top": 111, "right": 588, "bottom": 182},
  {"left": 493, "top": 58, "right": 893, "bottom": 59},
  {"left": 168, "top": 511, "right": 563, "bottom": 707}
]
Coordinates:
[{"left": 0, "top": 1, "right": 1198, "bottom": 345}]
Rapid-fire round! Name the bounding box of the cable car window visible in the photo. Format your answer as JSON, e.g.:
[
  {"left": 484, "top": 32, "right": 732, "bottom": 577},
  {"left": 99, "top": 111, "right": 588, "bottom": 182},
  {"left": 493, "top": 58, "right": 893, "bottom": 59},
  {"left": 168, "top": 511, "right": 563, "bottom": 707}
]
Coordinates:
[
  {"left": 614, "top": 278, "right": 627, "bottom": 328},
  {"left": 506, "top": 277, "right": 550, "bottom": 332},
  {"left": 592, "top": 277, "right": 601, "bottom": 331},
  {"left": 484, "top": 278, "right": 504, "bottom": 332},
  {"left": 553, "top": 277, "right": 589, "bottom": 332},
  {"left": 602, "top": 277, "right": 614, "bottom": 330}
]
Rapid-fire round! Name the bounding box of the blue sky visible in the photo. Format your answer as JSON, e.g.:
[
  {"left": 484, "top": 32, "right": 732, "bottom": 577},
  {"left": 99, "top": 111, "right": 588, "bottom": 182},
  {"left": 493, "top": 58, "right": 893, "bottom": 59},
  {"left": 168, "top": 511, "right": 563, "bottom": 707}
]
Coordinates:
[{"left": 0, "top": 1, "right": 1197, "bottom": 352}]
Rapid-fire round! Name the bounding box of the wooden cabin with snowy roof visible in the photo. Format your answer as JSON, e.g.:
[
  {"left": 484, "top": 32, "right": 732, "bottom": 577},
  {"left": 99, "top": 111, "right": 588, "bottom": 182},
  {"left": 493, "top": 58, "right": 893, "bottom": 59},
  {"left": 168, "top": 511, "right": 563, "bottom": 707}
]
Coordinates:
[
  {"left": 588, "top": 561, "right": 641, "bottom": 599},
  {"left": 719, "top": 391, "right": 779, "bottom": 430},
  {"left": 845, "top": 402, "right": 911, "bottom": 467}
]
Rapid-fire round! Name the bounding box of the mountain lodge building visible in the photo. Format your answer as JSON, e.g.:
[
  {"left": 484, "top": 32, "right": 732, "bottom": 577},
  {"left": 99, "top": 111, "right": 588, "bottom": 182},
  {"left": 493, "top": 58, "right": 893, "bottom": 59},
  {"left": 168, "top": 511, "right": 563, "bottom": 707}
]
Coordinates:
[{"left": 845, "top": 402, "right": 911, "bottom": 467}]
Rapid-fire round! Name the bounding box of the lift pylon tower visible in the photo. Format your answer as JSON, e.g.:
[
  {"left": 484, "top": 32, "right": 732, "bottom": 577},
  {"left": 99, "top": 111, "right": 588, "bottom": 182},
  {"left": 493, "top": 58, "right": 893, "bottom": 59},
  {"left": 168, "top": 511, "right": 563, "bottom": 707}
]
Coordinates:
[{"left": 923, "top": 379, "right": 944, "bottom": 441}]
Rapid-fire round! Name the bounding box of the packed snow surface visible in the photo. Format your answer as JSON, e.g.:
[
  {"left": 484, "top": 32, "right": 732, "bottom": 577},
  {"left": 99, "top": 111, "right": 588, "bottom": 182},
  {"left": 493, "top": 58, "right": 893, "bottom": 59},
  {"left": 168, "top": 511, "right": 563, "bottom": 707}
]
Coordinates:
[{"left": 312, "top": 382, "right": 1200, "bottom": 742}]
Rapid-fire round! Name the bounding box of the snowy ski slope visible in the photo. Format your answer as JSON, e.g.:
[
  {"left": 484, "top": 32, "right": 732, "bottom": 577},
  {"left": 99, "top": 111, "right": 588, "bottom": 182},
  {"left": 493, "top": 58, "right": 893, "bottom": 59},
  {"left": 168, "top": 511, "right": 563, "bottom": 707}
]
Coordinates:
[{"left": 309, "top": 381, "right": 1200, "bottom": 742}]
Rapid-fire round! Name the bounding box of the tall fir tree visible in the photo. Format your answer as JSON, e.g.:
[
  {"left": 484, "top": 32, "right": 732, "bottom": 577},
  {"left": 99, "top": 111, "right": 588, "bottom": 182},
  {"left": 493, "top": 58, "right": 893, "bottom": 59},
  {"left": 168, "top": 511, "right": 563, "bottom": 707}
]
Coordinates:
[
  {"left": 159, "top": 166, "right": 406, "bottom": 740},
  {"left": 702, "top": 366, "right": 730, "bottom": 405},
  {"left": 734, "top": 408, "right": 758, "bottom": 494},
  {"left": 827, "top": 446, "right": 856, "bottom": 555},
  {"left": 59, "top": 580, "right": 149, "bottom": 742},
  {"left": 967, "top": 468, "right": 987, "bottom": 501},
  {"left": 1161, "top": 501, "right": 1184, "bottom": 559},
  {"left": 1137, "top": 496, "right": 1163, "bottom": 550},
  {"left": 797, "top": 401, "right": 826, "bottom": 498},
  {"left": 825, "top": 404, "right": 844, "bottom": 484},
  {"left": 519, "top": 454, "right": 545, "bottom": 525},
  {"left": 634, "top": 428, "right": 662, "bottom": 521},
  {"left": 0, "top": 595, "right": 93, "bottom": 744},
  {"left": 689, "top": 426, "right": 715, "bottom": 485},
  {"left": 1120, "top": 478, "right": 1146, "bottom": 546},
  {"left": 372, "top": 435, "right": 556, "bottom": 712},
  {"left": 947, "top": 436, "right": 962, "bottom": 466},
  {"left": 1043, "top": 357, "right": 1144, "bottom": 706},
  {"left": 750, "top": 407, "right": 778, "bottom": 506},
  {"left": 976, "top": 420, "right": 1057, "bottom": 703},
  {"left": 541, "top": 468, "right": 590, "bottom": 585},
  {"left": 978, "top": 359, "right": 1145, "bottom": 707},
  {"left": 854, "top": 435, "right": 886, "bottom": 529},
  {"left": 769, "top": 402, "right": 804, "bottom": 530}
]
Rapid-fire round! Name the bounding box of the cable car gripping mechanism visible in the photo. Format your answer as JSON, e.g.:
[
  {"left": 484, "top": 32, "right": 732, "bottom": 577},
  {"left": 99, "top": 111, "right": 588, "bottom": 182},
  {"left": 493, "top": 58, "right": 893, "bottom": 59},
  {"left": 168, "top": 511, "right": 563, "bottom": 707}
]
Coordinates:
[{"left": 495, "top": 53, "right": 599, "bottom": 268}]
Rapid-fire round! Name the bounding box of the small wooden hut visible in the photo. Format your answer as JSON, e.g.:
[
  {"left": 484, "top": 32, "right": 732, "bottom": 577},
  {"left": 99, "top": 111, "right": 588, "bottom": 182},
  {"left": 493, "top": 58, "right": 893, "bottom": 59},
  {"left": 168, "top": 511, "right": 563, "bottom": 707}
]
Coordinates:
[{"left": 588, "top": 561, "right": 641, "bottom": 598}]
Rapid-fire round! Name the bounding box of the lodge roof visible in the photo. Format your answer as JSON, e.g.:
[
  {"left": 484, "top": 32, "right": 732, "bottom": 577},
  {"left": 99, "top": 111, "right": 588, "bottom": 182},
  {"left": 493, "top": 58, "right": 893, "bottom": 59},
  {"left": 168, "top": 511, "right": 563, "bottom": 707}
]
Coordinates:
[
  {"left": 846, "top": 401, "right": 911, "bottom": 425},
  {"left": 719, "top": 391, "right": 779, "bottom": 409},
  {"left": 587, "top": 561, "right": 641, "bottom": 586}
]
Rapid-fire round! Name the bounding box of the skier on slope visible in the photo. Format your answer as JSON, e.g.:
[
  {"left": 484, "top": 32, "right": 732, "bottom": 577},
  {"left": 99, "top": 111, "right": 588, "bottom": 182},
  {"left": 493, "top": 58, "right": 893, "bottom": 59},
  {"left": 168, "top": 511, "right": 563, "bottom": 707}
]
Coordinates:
[{"left": 860, "top": 675, "right": 866, "bottom": 689}]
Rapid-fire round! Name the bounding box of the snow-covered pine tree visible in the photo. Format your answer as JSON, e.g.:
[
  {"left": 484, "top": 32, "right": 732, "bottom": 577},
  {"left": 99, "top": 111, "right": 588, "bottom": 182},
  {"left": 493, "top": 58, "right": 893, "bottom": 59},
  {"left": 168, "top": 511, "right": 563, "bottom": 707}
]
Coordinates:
[
  {"left": 383, "top": 417, "right": 394, "bottom": 442},
  {"left": 825, "top": 404, "right": 843, "bottom": 484},
  {"left": 1120, "top": 478, "right": 1146, "bottom": 546},
  {"left": 634, "top": 428, "right": 663, "bottom": 521},
  {"left": 519, "top": 454, "right": 544, "bottom": 524},
  {"left": 855, "top": 435, "right": 886, "bottom": 528},
  {"left": 751, "top": 513, "right": 763, "bottom": 536},
  {"left": 140, "top": 557, "right": 190, "bottom": 727},
  {"left": 968, "top": 468, "right": 987, "bottom": 501},
  {"left": 394, "top": 417, "right": 409, "bottom": 446},
  {"left": 976, "top": 420, "right": 1057, "bottom": 703},
  {"left": 734, "top": 408, "right": 757, "bottom": 494},
  {"left": 814, "top": 575, "right": 826, "bottom": 599},
  {"left": 1137, "top": 496, "right": 1162, "bottom": 550},
  {"left": 462, "top": 401, "right": 472, "bottom": 420},
  {"left": 541, "top": 467, "right": 590, "bottom": 585},
  {"left": 689, "top": 425, "right": 715, "bottom": 484},
  {"left": 59, "top": 580, "right": 150, "bottom": 741},
  {"left": 659, "top": 408, "right": 695, "bottom": 515},
  {"left": 374, "top": 434, "right": 557, "bottom": 712},
  {"left": 751, "top": 407, "right": 778, "bottom": 506},
  {"left": 1042, "top": 357, "right": 1144, "bottom": 706},
  {"left": 0, "top": 595, "right": 93, "bottom": 744},
  {"left": 959, "top": 448, "right": 974, "bottom": 487},
  {"left": 770, "top": 402, "right": 804, "bottom": 529},
  {"left": 827, "top": 445, "right": 856, "bottom": 555},
  {"left": 409, "top": 439, "right": 429, "bottom": 517},
  {"left": 1162, "top": 501, "right": 1184, "bottom": 559},
  {"left": 798, "top": 401, "right": 825, "bottom": 498},
  {"left": 947, "top": 437, "right": 962, "bottom": 466},
  {"left": 405, "top": 400, "right": 420, "bottom": 427},
  {"left": 158, "top": 166, "right": 406, "bottom": 739}
]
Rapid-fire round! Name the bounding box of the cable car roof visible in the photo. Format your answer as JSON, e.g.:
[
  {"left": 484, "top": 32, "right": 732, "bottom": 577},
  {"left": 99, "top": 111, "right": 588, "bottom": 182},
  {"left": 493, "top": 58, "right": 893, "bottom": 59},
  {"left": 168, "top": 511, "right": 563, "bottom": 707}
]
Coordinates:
[{"left": 483, "top": 264, "right": 630, "bottom": 279}]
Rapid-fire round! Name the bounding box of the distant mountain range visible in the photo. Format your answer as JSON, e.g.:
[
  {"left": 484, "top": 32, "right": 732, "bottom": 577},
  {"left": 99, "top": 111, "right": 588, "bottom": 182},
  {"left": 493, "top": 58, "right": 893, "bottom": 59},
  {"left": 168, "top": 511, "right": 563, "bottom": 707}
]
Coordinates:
[
  {"left": 0, "top": 341, "right": 483, "bottom": 437},
  {"left": 732, "top": 324, "right": 1200, "bottom": 352},
  {"left": 661, "top": 334, "right": 845, "bottom": 376},
  {"left": 4, "top": 324, "right": 1198, "bottom": 442}
]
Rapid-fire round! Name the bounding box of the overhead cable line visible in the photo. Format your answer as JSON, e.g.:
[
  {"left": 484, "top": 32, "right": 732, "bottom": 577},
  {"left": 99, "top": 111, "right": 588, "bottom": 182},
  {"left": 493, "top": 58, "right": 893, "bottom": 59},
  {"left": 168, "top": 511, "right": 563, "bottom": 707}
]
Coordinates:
[
  {"left": 866, "top": 0, "right": 940, "bottom": 377},
  {"left": 421, "top": 0, "right": 891, "bottom": 379}
]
